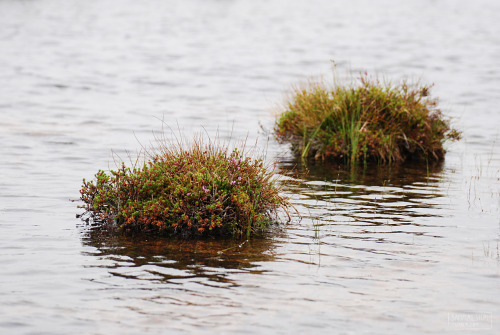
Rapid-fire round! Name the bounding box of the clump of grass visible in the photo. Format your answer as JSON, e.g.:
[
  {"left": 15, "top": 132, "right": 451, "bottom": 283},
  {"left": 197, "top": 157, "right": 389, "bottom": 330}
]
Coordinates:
[
  {"left": 275, "top": 71, "right": 461, "bottom": 165},
  {"left": 79, "top": 135, "right": 292, "bottom": 238}
]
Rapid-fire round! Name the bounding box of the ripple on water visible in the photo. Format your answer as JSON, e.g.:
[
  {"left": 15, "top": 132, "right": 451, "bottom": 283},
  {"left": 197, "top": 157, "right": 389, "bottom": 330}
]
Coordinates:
[{"left": 1, "top": 0, "right": 500, "bottom": 334}]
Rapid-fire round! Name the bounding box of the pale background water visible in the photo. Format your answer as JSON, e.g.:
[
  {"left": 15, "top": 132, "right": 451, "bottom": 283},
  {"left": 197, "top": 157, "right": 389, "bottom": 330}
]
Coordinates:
[{"left": 0, "top": 0, "right": 499, "bottom": 334}]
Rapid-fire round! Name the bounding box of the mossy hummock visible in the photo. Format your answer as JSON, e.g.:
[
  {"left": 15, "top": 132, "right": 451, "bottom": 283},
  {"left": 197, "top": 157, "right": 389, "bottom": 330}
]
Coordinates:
[
  {"left": 275, "top": 73, "right": 461, "bottom": 164},
  {"left": 80, "top": 139, "right": 292, "bottom": 238}
]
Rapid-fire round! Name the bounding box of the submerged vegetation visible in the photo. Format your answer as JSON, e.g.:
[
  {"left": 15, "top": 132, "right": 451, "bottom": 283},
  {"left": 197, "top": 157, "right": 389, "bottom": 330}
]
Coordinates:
[
  {"left": 275, "top": 71, "right": 461, "bottom": 165},
  {"left": 80, "top": 136, "right": 292, "bottom": 238}
]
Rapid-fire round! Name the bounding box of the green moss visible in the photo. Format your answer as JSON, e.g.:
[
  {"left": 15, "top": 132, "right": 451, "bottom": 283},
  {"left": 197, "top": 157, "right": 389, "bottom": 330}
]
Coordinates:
[{"left": 275, "top": 72, "right": 461, "bottom": 164}]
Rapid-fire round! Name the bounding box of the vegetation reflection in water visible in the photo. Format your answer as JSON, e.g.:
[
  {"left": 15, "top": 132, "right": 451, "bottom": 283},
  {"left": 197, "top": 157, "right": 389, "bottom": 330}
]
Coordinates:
[
  {"left": 277, "top": 159, "right": 448, "bottom": 247},
  {"left": 81, "top": 225, "right": 283, "bottom": 286}
]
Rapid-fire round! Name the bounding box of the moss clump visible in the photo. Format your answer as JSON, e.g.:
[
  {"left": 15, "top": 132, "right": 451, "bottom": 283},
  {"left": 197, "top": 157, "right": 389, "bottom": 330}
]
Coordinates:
[
  {"left": 80, "top": 138, "right": 292, "bottom": 238},
  {"left": 275, "top": 72, "right": 461, "bottom": 164}
]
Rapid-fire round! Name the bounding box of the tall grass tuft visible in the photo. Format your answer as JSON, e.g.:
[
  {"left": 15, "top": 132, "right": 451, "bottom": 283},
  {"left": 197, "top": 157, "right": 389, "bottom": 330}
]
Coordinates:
[
  {"left": 79, "top": 134, "right": 293, "bottom": 238},
  {"left": 275, "top": 71, "right": 461, "bottom": 165}
]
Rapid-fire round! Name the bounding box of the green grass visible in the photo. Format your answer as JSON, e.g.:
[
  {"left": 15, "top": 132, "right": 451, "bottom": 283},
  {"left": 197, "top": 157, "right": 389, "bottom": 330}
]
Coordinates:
[
  {"left": 275, "top": 71, "right": 461, "bottom": 165},
  {"left": 79, "top": 135, "right": 293, "bottom": 238}
]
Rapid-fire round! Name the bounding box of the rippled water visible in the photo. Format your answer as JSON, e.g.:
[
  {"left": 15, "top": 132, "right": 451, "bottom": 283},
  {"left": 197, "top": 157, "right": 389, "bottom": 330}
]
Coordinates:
[{"left": 1, "top": 0, "right": 499, "bottom": 334}]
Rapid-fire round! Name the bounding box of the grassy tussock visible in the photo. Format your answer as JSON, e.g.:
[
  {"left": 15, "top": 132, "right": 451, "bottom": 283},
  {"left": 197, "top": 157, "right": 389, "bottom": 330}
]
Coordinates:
[
  {"left": 80, "top": 135, "right": 292, "bottom": 238},
  {"left": 275, "top": 72, "right": 461, "bottom": 164}
]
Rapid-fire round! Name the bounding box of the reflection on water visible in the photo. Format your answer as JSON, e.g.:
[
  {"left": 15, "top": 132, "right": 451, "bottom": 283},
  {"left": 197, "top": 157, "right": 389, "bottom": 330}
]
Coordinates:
[
  {"left": 273, "top": 160, "right": 451, "bottom": 268},
  {"left": 81, "top": 226, "right": 279, "bottom": 286},
  {"left": 280, "top": 159, "right": 447, "bottom": 225},
  {"left": 282, "top": 159, "right": 444, "bottom": 185}
]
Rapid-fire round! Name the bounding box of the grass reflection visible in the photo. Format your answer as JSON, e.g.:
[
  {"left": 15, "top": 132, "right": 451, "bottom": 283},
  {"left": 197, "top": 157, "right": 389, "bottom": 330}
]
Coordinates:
[
  {"left": 81, "top": 226, "right": 282, "bottom": 285},
  {"left": 278, "top": 159, "right": 444, "bottom": 186},
  {"left": 277, "top": 159, "right": 447, "bottom": 241}
]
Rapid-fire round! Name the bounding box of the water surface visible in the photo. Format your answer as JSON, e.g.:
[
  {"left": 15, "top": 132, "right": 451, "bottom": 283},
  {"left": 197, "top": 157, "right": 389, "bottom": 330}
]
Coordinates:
[{"left": 0, "top": 0, "right": 499, "bottom": 334}]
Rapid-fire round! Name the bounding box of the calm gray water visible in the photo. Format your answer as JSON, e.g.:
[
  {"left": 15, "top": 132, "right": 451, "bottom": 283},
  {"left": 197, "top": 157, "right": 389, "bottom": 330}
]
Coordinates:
[{"left": 1, "top": 0, "right": 499, "bottom": 334}]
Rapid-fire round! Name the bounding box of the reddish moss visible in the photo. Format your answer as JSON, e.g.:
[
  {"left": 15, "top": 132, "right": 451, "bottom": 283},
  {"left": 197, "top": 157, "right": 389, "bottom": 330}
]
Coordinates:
[{"left": 80, "top": 139, "right": 292, "bottom": 238}]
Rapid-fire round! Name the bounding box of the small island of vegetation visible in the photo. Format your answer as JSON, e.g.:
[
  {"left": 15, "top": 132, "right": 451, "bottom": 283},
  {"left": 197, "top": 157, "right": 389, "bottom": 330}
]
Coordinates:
[
  {"left": 275, "top": 71, "right": 461, "bottom": 165},
  {"left": 79, "top": 136, "right": 292, "bottom": 238}
]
